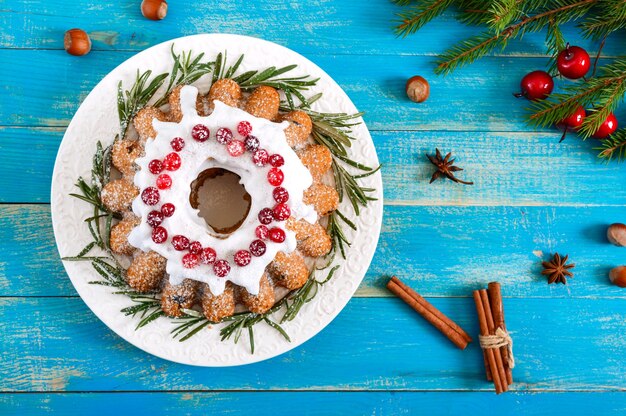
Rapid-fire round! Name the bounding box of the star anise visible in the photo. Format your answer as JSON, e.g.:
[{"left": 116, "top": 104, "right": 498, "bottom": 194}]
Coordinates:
[
  {"left": 426, "top": 148, "right": 473, "bottom": 185},
  {"left": 541, "top": 253, "right": 575, "bottom": 284}
]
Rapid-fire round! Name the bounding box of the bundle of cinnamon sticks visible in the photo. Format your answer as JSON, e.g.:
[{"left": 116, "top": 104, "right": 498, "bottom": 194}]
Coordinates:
[{"left": 473, "top": 282, "right": 513, "bottom": 394}]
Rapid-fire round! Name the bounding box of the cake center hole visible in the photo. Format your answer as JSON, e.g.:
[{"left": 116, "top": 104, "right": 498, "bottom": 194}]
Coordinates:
[{"left": 190, "top": 168, "right": 252, "bottom": 235}]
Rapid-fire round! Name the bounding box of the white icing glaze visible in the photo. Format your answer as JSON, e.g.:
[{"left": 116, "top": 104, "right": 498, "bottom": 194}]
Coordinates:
[{"left": 128, "top": 85, "right": 315, "bottom": 296}]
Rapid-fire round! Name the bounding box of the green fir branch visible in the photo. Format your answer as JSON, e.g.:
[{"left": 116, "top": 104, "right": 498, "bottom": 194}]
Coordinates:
[
  {"left": 117, "top": 70, "right": 168, "bottom": 137},
  {"left": 597, "top": 128, "right": 626, "bottom": 161},
  {"left": 395, "top": 0, "right": 456, "bottom": 37}
]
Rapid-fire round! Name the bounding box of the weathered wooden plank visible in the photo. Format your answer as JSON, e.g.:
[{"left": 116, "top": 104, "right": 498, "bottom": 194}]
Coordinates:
[
  {"left": 1, "top": 296, "right": 626, "bottom": 391},
  {"left": 2, "top": 204, "right": 625, "bottom": 298},
  {"left": 2, "top": 392, "right": 626, "bottom": 415},
  {"left": 2, "top": 50, "right": 625, "bottom": 130},
  {"left": 3, "top": 128, "right": 626, "bottom": 204},
  {"left": 0, "top": 1, "right": 623, "bottom": 57}
]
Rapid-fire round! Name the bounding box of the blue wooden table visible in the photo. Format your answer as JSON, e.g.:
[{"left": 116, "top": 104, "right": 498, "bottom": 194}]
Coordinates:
[{"left": 2, "top": 1, "right": 626, "bottom": 414}]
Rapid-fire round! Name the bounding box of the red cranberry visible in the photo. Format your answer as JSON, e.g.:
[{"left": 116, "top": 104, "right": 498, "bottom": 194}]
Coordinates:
[
  {"left": 171, "top": 235, "right": 190, "bottom": 251},
  {"left": 249, "top": 239, "right": 266, "bottom": 257},
  {"left": 227, "top": 140, "right": 246, "bottom": 157},
  {"left": 151, "top": 226, "right": 168, "bottom": 243},
  {"left": 252, "top": 149, "right": 269, "bottom": 166},
  {"left": 258, "top": 208, "right": 274, "bottom": 225},
  {"left": 255, "top": 225, "right": 269, "bottom": 240},
  {"left": 163, "top": 152, "right": 181, "bottom": 171},
  {"left": 148, "top": 159, "right": 163, "bottom": 174},
  {"left": 272, "top": 187, "right": 289, "bottom": 204},
  {"left": 200, "top": 247, "right": 216, "bottom": 264},
  {"left": 273, "top": 203, "right": 291, "bottom": 221},
  {"left": 189, "top": 241, "right": 203, "bottom": 255},
  {"left": 515, "top": 70, "right": 554, "bottom": 101},
  {"left": 244, "top": 135, "right": 260, "bottom": 152},
  {"left": 268, "top": 168, "right": 284, "bottom": 186},
  {"left": 161, "top": 203, "right": 175, "bottom": 217},
  {"left": 171, "top": 137, "right": 185, "bottom": 151},
  {"left": 216, "top": 127, "right": 233, "bottom": 145},
  {"left": 557, "top": 44, "right": 590, "bottom": 80},
  {"left": 141, "top": 187, "right": 160, "bottom": 206},
  {"left": 269, "top": 154, "right": 284, "bottom": 167},
  {"left": 147, "top": 210, "right": 164, "bottom": 227},
  {"left": 156, "top": 173, "right": 172, "bottom": 190},
  {"left": 213, "top": 259, "right": 231, "bottom": 277},
  {"left": 559, "top": 106, "right": 586, "bottom": 131},
  {"left": 182, "top": 253, "right": 199, "bottom": 269},
  {"left": 191, "top": 124, "right": 210, "bottom": 142},
  {"left": 592, "top": 113, "right": 618, "bottom": 139},
  {"left": 269, "top": 227, "right": 286, "bottom": 243},
  {"left": 237, "top": 121, "right": 252, "bottom": 136},
  {"left": 234, "top": 250, "right": 252, "bottom": 266}
]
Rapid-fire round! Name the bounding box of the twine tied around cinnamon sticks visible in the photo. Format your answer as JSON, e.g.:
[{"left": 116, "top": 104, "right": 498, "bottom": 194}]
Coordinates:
[{"left": 479, "top": 327, "right": 515, "bottom": 369}]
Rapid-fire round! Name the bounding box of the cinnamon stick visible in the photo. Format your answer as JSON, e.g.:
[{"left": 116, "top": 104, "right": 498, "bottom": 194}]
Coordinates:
[
  {"left": 488, "top": 282, "right": 513, "bottom": 386},
  {"left": 473, "top": 290, "right": 504, "bottom": 394},
  {"left": 479, "top": 290, "right": 508, "bottom": 393},
  {"left": 387, "top": 277, "right": 471, "bottom": 349},
  {"left": 391, "top": 276, "right": 472, "bottom": 343}
]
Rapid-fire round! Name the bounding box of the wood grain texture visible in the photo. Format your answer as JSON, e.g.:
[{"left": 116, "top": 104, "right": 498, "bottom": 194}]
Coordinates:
[
  {"left": 2, "top": 50, "right": 626, "bottom": 131},
  {"left": 3, "top": 128, "right": 626, "bottom": 204},
  {"left": 2, "top": 392, "right": 626, "bottom": 415},
  {"left": 2, "top": 204, "right": 625, "bottom": 298},
  {"left": 2, "top": 296, "right": 626, "bottom": 392},
  {"left": 1, "top": 1, "right": 624, "bottom": 57}
]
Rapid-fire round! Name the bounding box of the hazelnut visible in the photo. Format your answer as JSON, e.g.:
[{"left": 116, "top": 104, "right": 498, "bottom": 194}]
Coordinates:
[
  {"left": 609, "top": 266, "right": 626, "bottom": 288},
  {"left": 141, "top": 0, "right": 168, "bottom": 20},
  {"left": 406, "top": 75, "right": 430, "bottom": 103},
  {"left": 64, "top": 29, "right": 91, "bottom": 56},
  {"left": 607, "top": 223, "right": 626, "bottom": 246}
]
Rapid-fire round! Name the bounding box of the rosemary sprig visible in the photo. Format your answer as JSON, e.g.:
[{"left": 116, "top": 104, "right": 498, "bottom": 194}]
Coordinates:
[
  {"left": 213, "top": 52, "right": 320, "bottom": 109},
  {"left": 153, "top": 46, "right": 214, "bottom": 107},
  {"left": 117, "top": 70, "right": 168, "bottom": 138}
]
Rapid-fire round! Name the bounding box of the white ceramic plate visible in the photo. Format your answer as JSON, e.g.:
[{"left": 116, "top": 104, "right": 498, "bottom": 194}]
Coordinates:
[{"left": 51, "top": 34, "right": 383, "bottom": 366}]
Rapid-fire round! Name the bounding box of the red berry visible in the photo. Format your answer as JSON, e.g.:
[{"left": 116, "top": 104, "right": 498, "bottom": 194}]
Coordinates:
[
  {"left": 156, "top": 173, "right": 172, "bottom": 190},
  {"left": 148, "top": 159, "right": 163, "bottom": 174},
  {"left": 141, "top": 187, "right": 160, "bottom": 206},
  {"left": 216, "top": 127, "right": 233, "bottom": 145},
  {"left": 269, "top": 154, "right": 284, "bottom": 167},
  {"left": 191, "top": 124, "right": 210, "bottom": 142},
  {"left": 557, "top": 44, "right": 590, "bottom": 80},
  {"left": 558, "top": 106, "right": 586, "bottom": 131},
  {"left": 147, "top": 210, "right": 164, "bottom": 227},
  {"left": 227, "top": 140, "right": 246, "bottom": 157},
  {"left": 189, "top": 241, "right": 203, "bottom": 255},
  {"left": 182, "top": 253, "right": 199, "bottom": 269},
  {"left": 258, "top": 208, "right": 274, "bottom": 225},
  {"left": 516, "top": 70, "right": 553, "bottom": 101},
  {"left": 249, "top": 239, "right": 266, "bottom": 257},
  {"left": 252, "top": 149, "right": 269, "bottom": 166},
  {"left": 592, "top": 113, "right": 618, "bottom": 139},
  {"left": 163, "top": 152, "right": 181, "bottom": 171},
  {"left": 255, "top": 225, "right": 269, "bottom": 240},
  {"left": 171, "top": 137, "right": 185, "bottom": 151},
  {"left": 161, "top": 203, "right": 175, "bottom": 217},
  {"left": 171, "top": 235, "right": 190, "bottom": 251},
  {"left": 237, "top": 121, "right": 252, "bottom": 136},
  {"left": 234, "top": 250, "right": 252, "bottom": 266},
  {"left": 200, "top": 247, "right": 216, "bottom": 264},
  {"left": 151, "top": 226, "right": 167, "bottom": 243},
  {"left": 213, "top": 259, "right": 231, "bottom": 277},
  {"left": 273, "top": 203, "right": 291, "bottom": 221},
  {"left": 269, "top": 227, "right": 286, "bottom": 243},
  {"left": 268, "top": 167, "right": 284, "bottom": 186},
  {"left": 272, "top": 187, "right": 289, "bottom": 204},
  {"left": 244, "top": 135, "right": 260, "bottom": 152}
]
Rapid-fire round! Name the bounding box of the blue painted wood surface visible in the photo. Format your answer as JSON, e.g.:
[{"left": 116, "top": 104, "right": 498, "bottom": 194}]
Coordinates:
[{"left": 2, "top": 0, "right": 626, "bottom": 414}]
